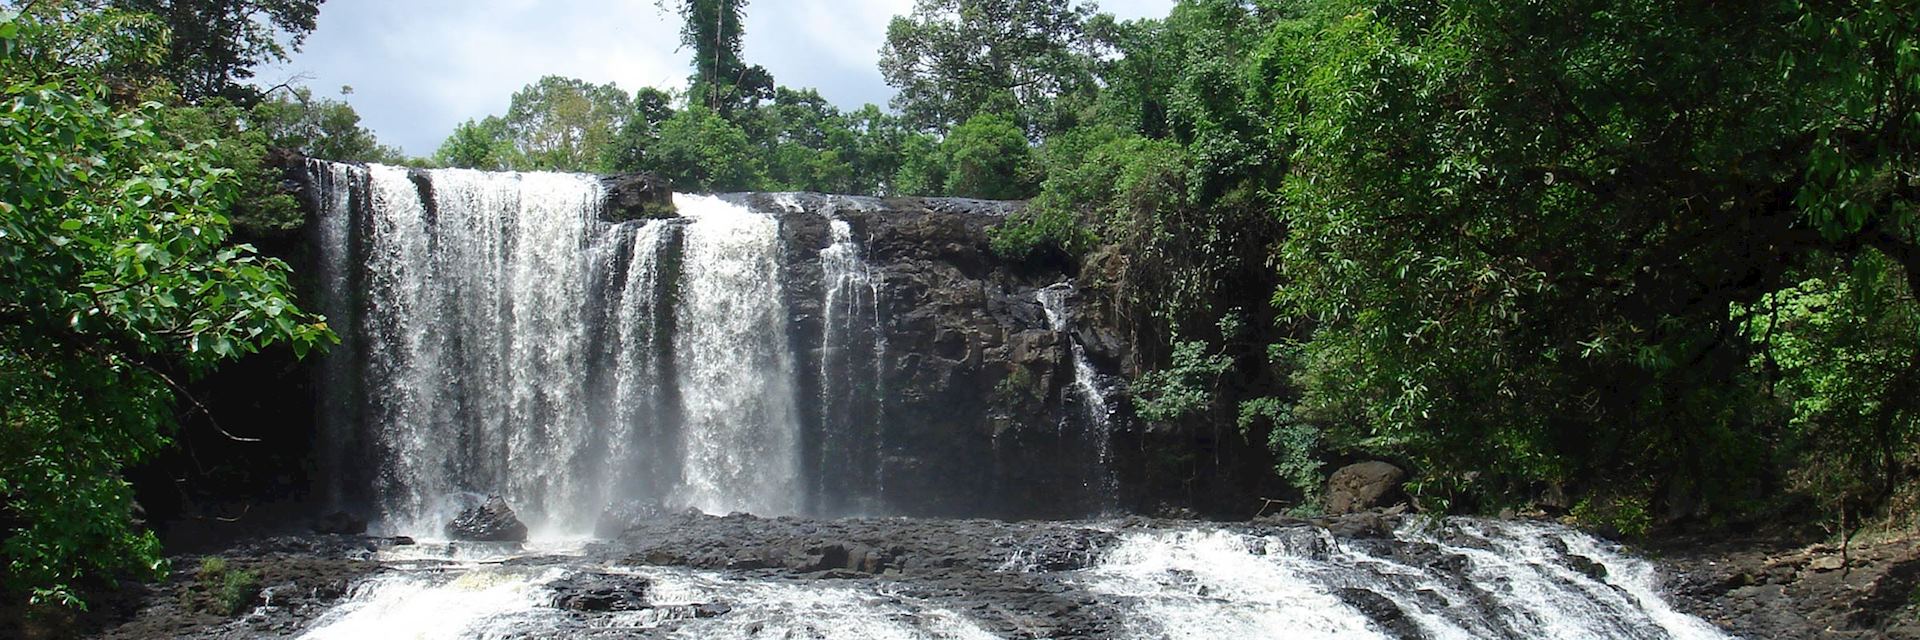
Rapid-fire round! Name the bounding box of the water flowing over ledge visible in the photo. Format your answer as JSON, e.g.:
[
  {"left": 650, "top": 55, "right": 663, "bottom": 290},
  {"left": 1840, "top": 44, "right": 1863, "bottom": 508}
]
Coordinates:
[
  {"left": 273, "top": 161, "right": 1735, "bottom": 640},
  {"left": 307, "top": 161, "right": 1127, "bottom": 534}
]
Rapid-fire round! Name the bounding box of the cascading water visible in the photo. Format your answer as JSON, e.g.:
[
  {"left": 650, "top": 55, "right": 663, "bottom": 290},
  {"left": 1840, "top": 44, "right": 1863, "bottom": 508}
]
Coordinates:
[
  {"left": 816, "top": 214, "right": 888, "bottom": 515},
  {"left": 309, "top": 159, "right": 362, "bottom": 510},
  {"left": 299, "top": 560, "right": 998, "bottom": 640},
  {"left": 1082, "top": 519, "right": 1730, "bottom": 640},
  {"left": 322, "top": 163, "right": 806, "bottom": 535},
  {"left": 295, "top": 162, "right": 1735, "bottom": 640},
  {"left": 671, "top": 194, "right": 804, "bottom": 516},
  {"left": 1036, "top": 283, "right": 1116, "bottom": 503}
]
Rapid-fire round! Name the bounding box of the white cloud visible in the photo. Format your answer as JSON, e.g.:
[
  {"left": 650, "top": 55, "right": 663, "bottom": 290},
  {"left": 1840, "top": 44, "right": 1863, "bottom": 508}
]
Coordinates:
[{"left": 261, "top": 0, "right": 1173, "bottom": 157}]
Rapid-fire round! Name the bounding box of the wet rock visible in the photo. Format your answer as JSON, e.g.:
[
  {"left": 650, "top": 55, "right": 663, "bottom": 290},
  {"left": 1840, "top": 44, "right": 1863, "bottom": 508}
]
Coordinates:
[
  {"left": 694, "top": 602, "right": 732, "bottom": 618},
  {"left": 446, "top": 496, "right": 529, "bottom": 542},
  {"left": 1003, "top": 528, "right": 1117, "bottom": 571},
  {"left": 1565, "top": 554, "right": 1609, "bottom": 581},
  {"left": 548, "top": 572, "right": 652, "bottom": 612},
  {"left": 602, "top": 172, "right": 674, "bottom": 221},
  {"left": 1324, "top": 461, "right": 1407, "bottom": 515},
  {"left": 311, "top": 511, "right": 367, "bottom": 535},
  {"left": 1335, "top": 587, "right": 1421, "bottom": 640},
  {"left": 1321, "top": 512, "right": 1398, "bottom": 539}
]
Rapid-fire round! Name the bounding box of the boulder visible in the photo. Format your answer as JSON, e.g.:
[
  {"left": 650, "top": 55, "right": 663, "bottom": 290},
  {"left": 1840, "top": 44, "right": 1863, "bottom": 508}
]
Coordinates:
[
  {"left": 548, "top": 572, "right": 652, "bottom": 612},
  {"left": 445, "top": 496, "right": 528, "bottom": 542},
  {"left": 602, "top": 172, "right": 674, "bottom": 221},
  {"left": 1335, "top": 587, "right": 1421, "bottom": 639},
  {"left": 1324, "top": 461, "right": 1407, "bottom": 515}
]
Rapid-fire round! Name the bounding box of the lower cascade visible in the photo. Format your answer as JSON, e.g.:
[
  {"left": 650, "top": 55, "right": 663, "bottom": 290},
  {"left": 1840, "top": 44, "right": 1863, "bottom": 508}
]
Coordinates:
[
  {"left": 281, "top": 517, "right": 1727, "bottom": 640},
  {"left": 296, "top": 161, "right": 1732, "bottom": 640}
]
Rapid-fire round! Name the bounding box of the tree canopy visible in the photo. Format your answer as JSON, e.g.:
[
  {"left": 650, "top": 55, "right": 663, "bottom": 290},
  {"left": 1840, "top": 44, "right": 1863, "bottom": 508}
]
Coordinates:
[{"left": 0, "top": 6, "right": 328, "bottom": 607}]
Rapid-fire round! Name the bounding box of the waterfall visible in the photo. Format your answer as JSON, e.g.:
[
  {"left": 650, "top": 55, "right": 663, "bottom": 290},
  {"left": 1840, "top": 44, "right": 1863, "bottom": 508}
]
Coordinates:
[
  {"left": 670, "top": 194, "right": 803, "bottom": 516},
  {"left": 325, "top": 162, "right": 808, "bottom": 536},
  {"left": 1083, "top": 519, "right": 1730, "bottom": 640},
  {"left": 1036, "top": 283, "right": 1116, "bottom": 503},
  {"left": 816, "top": 216, "right": 887, "bottom": 515},
  {"left": 310, "top": 159, "right": 362, "bottom": 510}
]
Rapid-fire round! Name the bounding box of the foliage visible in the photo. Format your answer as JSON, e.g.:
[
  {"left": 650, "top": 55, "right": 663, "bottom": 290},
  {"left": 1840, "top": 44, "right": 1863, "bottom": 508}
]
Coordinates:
[
  {"left": 1745, "top": 253, "right": 1920, "bottom": 518},
  {"left": 435, "top": 116, "right": 519, "bottom": 171},
  {"left": 748, "top": 88, "right": 858, "bottom": 193},
  {"left": 991, "top": 125, "right": 1181, "bottom": 260},
  {"left": 0, "top": 9, "right": 328, "bottom": 607},
  {"left": 109, "top": 0, "right": 324, "bottom": 102},
  {"left": 1237, "top": 395, "right": 1321, "bottom": 501},
  {"left": 648, "top": 105, "right": 763, "bottom": 192},
  {"left": 249, "top": 86, "right": 402, "bottom": 163},
  {"left": 879, "top": 0, "right": 1101, "bottom": 135},
  {"left": 194, "top": 557, "right": 258, "bottom": 616},
  {"left": 1132, "top": 339, "right": 1232, "bottom": 424},
  {"left": 664, "top": 0, "right": 770, "bottom": 115},
  {"left": 603, "top": 87, "right": 677, "bottom": 173},
  {"left": 1268, "top": 0, "right": 1917, "bottom": 520},
  {"left": 503, "top": 76, "right": 633, "bottom": 173},
  {"left": 939, "top": 112, "right": 1036, "bottom": 199}
]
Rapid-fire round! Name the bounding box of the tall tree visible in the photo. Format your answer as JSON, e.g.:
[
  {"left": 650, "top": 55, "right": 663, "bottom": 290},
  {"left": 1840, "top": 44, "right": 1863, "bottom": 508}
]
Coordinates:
[
  {"left": 109, "top": 0, "right": 325, "bottom": 102},
  {"left": 503, "top": 76, "right": 633, "bottom": 172},
  {"left": 664, "top": 0, "right": 771, "bottom": 115},
  {"left": 878, "top": 0, "right": 1101, "bottom": 135},
  {"left": 604, "top": 87, "right": 678, "bottom": 173},
  {"left": 0, "top": 9, "right": 328, "bottom": 606},
  {"left": 249, "top": 86, "right": 402, "bottom": 163}
]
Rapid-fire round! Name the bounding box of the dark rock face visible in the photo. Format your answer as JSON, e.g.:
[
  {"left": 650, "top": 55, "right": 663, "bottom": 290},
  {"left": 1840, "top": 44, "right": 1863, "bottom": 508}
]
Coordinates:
[
  {"left": 310, "top": 512, "right": 366, "bottom": 535},
  {"left": 746, "top": 192, "right": 1122, "bottom": 518},
  {"left": 548, "top": 572, "right": 652, "bottom": 612},
  {"left": 446, "top": 496, "right": 528, "bottom": 542},
  {"left": 602, "top": 172, "right": 675, "bottom": 221},
  {"left": 1325, "top": 461, "right": 1407, "bottom": 515}
]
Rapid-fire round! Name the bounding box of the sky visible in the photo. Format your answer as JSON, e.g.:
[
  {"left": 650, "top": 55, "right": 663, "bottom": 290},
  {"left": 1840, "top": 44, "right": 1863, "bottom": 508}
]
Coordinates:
[{"left": 259, "top": 0, "right": 1178, "bottom": 157}]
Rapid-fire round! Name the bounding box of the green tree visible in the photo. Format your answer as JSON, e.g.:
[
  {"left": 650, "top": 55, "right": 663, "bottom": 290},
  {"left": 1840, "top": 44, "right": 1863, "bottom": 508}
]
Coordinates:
[
  {"left": 0, "top": 9, "right": 329, "bottom": 607},
  {"left": 502, "top": 75, "right": 632, "bottom": 172},
  {"left": 879, "top": 0, "right": 1101, "bottom": 135},
  {"left": 748, "top": 88, "right": 858, "bottom": 193},
  {"left": 664, "top": 0, "right": 771, "bottom": 115},
  {"left": 941, "top": 112, "right": 1036, "bottom": 199},
  {"left": 1268, "top": 0, "right": 1917, "bottom": 519},
  {"left": 604, "top": 86, "right": 677, "bottom": 173},
  {"left": 108, "top": 0, "right": 325, "bottom": 102},
  {"left": 434, "top": 116, "right": 519, "bottom": 170},
  {"left": 649, "top": 105, "right": 763, "bottom": 191},
  {"left": 249, "top": 86, "right": 402, "bottom": 163}
]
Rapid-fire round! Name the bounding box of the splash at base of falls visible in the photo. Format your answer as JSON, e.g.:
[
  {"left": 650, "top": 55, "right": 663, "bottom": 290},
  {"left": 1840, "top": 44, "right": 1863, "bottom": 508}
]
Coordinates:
[
  {"left": 266, "top": 515, "right": 1730, "bottom": 640},
  {"left": 299, "top": 555, "right": 996, "bottom": 640}
]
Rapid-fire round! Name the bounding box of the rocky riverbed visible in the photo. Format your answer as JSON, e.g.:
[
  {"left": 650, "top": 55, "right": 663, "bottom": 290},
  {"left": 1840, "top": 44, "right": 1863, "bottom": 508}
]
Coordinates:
[{"left": 60, "top": 511, "right": 1897, "bottom": 639}]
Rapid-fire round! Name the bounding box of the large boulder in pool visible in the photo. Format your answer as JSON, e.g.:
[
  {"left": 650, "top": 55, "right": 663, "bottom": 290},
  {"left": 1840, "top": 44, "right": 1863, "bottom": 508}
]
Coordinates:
[
  {"left": 446, "top": 496, "right": 529, "bottom": 542},
  {"left": 1324, "top": 461, "right": 1407, "bottom": 515}
]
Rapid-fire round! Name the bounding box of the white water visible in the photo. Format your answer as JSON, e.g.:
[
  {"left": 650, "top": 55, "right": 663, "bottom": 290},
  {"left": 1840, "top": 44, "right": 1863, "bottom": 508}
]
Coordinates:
[
  {"left": 299, "top": 559, "right": 997, "bottom": 640},
  {"left": 1083, "top": 519, "right": 1731, "bottom": 640},
  {"left": 818, "top": 216, "right": 889, "bottom": 514},
  {"left": 309, "top": 159, "right": 361, "bottom": 510},
  {"left": 1036, "top": 283, "right": 1117, "bottom": 502},
  {"left": 672, "top": 194, "right": 804, "bottom": 515},
  {"left": 328, "top": 164, "right": 811, "bottom": 536}
]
